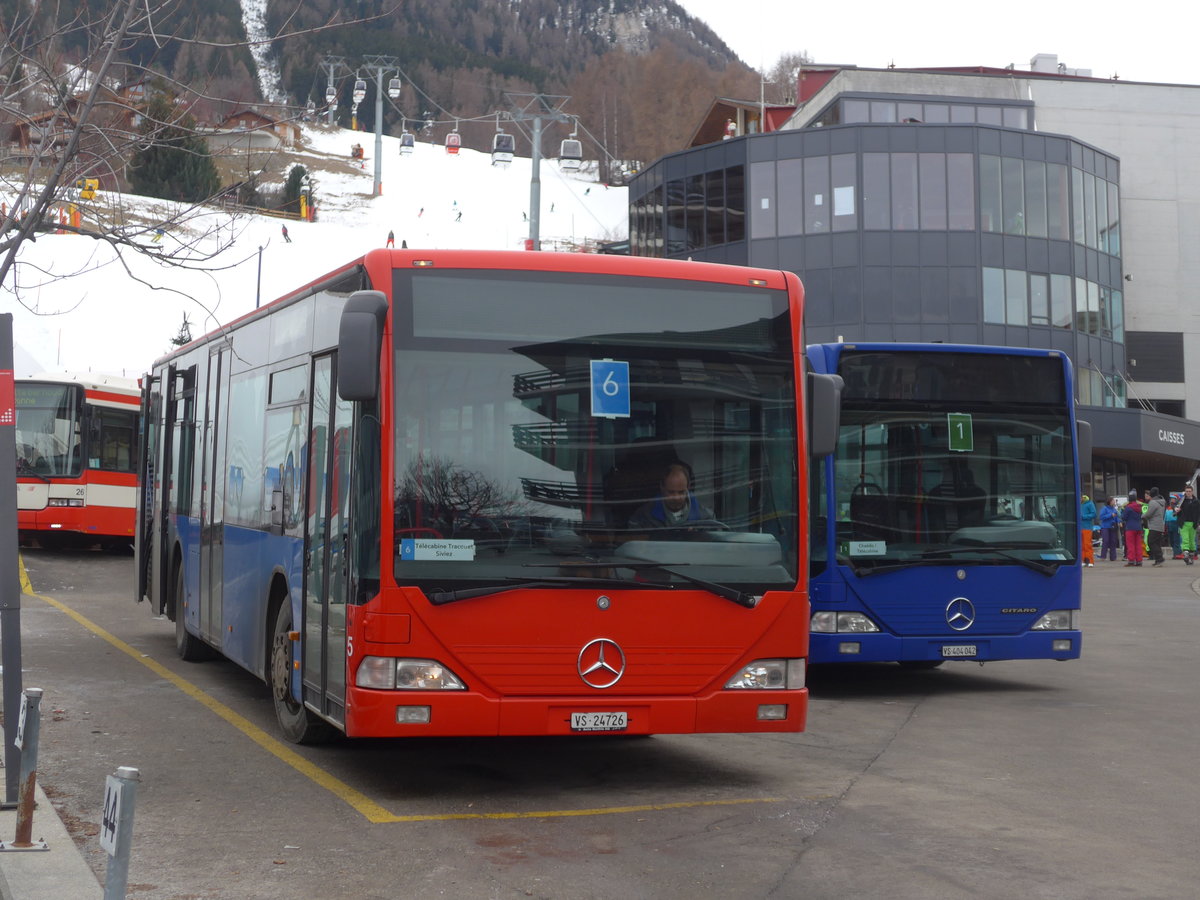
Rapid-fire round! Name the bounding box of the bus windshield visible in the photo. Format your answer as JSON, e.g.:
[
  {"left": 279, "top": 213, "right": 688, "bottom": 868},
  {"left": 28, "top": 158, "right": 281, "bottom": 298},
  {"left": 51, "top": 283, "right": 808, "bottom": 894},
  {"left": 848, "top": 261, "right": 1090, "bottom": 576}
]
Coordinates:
[
  {"left": 15, "top": 382, "right": 82, "bottom": 477},
  {"left": 391, "top": 269, "right": 798, "bottom": 594},
  {"left": 828, "top": 350, "right": 1076, "bottom": 573}
]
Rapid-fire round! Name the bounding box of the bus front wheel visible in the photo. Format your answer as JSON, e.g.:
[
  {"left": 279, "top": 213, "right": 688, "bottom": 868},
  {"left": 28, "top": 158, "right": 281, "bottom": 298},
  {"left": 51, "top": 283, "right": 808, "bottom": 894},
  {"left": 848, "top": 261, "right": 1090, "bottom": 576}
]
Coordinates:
[
  {"left": 173, "top": 564, "right": 213, "bottom": 662},
  {"left": 270, "top": 602, "right": 335, "bottom": 744}
]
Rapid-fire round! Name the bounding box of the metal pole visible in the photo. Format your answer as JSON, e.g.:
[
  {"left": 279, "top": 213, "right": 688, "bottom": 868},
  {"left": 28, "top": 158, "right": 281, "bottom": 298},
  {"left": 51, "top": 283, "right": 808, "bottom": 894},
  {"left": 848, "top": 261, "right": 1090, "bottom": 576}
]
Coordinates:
[
  {"left": 759, "top": 75, "right": 765, "bottom": 134},
  {"left": 103, "top": 766, "right": 140, "bottom": 900},
  {"left": 255, "top": 246, "right": 262, "bottom": 308},
  {"left": 0, "top": 313, "right": 23, "bottom": 807},
  {"left": 529, "top": 116, "right": 543, "bottom": 250},
  {"left": 12, "top": 688, "right": 42, "bottom": 846},
  {"left": 373, "top": 68, "right": 384, "bottom": 196}
]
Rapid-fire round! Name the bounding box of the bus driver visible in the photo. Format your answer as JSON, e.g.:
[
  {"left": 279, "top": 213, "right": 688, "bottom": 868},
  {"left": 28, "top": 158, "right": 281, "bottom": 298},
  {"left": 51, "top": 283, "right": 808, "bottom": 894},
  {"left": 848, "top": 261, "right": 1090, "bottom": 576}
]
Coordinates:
[{"left": 628, "top": 463, "right": 713, "bottom": 529}]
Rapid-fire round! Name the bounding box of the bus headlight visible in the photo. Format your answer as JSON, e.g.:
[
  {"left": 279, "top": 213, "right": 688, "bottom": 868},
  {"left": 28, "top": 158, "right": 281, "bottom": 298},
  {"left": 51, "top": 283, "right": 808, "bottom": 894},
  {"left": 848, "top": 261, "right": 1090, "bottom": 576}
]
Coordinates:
[
  {"left": 355, "top": 657, "right": 467, "bottom": 690},
  {"left": 811, "top": 611, "right": 880, "bottom": 633},
  {"left": 725, "top": 659, "right": 804, "bottom": 689},
  {"left": 1032, "top": 610, "right": 1079, "bottom": 631}
]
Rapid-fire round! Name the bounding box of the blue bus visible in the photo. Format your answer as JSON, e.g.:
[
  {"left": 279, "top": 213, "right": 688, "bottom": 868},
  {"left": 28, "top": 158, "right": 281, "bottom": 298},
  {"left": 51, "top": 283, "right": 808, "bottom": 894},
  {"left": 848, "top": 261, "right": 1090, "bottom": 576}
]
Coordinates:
[{"left": 805, "top": 343, "right": 1089, "bottom": 667}]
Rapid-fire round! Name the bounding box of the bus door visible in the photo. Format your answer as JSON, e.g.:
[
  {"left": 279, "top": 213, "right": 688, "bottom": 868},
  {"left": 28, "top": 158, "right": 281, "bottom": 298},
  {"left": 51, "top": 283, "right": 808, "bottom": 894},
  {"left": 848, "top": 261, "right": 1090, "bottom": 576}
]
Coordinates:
[
  {"left": 136, "top": 374, "right": 159, "bottom": 606},
  {"left": 169, "top": 365, "right": 197, "bottom": 617},
  {"left": 200, "top": 345, "right": 231, "bottom": 646},
  {"left": 302, "top": 354, "right": 352, "bottom": 725}
]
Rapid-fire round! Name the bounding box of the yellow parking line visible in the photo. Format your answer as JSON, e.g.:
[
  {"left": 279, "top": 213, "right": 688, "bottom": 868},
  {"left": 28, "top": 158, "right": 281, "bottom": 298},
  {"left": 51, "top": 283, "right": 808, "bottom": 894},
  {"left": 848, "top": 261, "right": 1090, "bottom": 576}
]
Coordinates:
[{"left": 18, "top": 555, "right": 782, "bottom": 823}]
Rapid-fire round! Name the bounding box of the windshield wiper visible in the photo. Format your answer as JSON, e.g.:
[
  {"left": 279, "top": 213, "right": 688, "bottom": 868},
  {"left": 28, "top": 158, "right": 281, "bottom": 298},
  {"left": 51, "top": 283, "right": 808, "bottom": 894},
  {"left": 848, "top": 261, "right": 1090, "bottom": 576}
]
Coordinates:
[
  {"left": 426, "top": 575, "right": 649, "bottom": 606},
  {"left": 945, "top": 545, "right": 1061, "bottom": 575},
  {"left": 16, "top": 461, "right": 49, "bottom": 483},
  {"left": 848, "top": 559, "right": 942, "bottom": 578},
  {"left": 525, "top": 561, "right": 761, "bottom": 608},
  {"left": 848, "top": 545, "right": 1060, "bottom": 578}
]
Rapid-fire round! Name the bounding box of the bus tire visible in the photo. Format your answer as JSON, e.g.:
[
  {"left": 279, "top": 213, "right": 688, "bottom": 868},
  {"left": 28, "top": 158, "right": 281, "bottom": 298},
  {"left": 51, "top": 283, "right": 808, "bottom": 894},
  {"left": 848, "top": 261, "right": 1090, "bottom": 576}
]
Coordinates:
[
  {"left": 270, "top": 600, "right": 335, "bottom": 744},
  {"left": 173, "top": 564, "right": 214, "bottom": 662}
]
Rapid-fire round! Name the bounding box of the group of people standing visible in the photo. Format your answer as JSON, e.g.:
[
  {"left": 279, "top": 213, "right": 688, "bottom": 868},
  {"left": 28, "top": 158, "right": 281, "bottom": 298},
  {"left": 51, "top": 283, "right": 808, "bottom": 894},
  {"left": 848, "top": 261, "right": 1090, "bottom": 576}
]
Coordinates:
[{"left": 1081, "top": 485, "right": 1199, "bottom": 567}]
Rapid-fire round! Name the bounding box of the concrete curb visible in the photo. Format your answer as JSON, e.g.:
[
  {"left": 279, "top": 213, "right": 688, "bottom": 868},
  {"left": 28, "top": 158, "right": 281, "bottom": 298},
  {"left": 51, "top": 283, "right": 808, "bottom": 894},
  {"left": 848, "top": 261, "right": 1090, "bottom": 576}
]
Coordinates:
[{"left": 0, "top": 782, "right": 102, "bottom": 900}]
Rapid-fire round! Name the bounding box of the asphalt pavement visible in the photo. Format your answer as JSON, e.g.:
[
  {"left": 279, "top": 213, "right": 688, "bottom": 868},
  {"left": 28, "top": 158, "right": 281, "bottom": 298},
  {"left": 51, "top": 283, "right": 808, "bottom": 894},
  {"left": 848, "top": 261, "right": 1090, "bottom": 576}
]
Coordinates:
[{"left": 1, "top": 554, "right": 1198, "bottom": 898}]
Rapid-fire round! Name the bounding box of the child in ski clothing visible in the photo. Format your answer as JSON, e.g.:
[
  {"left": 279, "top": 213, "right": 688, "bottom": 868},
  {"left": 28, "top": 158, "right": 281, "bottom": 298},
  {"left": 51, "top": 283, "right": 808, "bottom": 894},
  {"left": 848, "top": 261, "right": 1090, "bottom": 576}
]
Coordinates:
[
  {"left": 1166, "top": 498, "right": 1181, "bottom": 558},
  {"left": 1079, "top": 494, "right": 1097, "bottom": 566}
]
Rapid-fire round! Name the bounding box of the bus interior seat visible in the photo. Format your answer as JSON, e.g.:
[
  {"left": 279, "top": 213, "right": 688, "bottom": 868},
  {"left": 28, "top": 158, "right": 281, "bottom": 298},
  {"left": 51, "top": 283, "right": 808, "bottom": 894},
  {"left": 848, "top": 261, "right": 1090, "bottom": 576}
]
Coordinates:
[
  {"left": 925, "top": 463, "right": 986, "bottom": 537},
  {"left": 849, "top": 480, "right": 895, "bottom": 541}
]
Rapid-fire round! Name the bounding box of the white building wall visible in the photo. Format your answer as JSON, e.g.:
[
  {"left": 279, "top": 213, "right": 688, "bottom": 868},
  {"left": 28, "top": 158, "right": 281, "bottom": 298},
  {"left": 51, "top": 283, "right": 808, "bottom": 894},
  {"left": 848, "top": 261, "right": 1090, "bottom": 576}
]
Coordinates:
[{"left": 1024, "top": 79, "right": 1200, "bottom": 414}]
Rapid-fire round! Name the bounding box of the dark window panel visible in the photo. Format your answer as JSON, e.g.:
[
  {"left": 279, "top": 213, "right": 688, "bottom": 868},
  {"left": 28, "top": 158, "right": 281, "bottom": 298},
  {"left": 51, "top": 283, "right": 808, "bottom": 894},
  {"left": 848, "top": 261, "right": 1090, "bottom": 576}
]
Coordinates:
[
  {"left": 778, "top": 158, "right": 803, "bottom": 236},
  {"left": 919, "top": 152, "right": 947, "bottom": 230},
  {"left": 726, "top": 166, "right": 745, "bottom": 243},
  {"left": 706, "top": 169, "right": 726, "bottom": 246},
  {"left": 863, "top": 153, "right": 890, "bottom": 229},
  {"left": 891, "top": 153, "right": 918, "bottom": 230}
]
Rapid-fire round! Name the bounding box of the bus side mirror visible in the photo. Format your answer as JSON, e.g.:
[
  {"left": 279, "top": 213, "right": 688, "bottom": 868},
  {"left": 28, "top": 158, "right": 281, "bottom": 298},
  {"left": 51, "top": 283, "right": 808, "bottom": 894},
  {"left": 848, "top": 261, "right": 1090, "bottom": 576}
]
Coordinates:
[
  {"left": 1076, "top": 419, "right": 1092, "bottom": 476},
  {"left": 807, "top": 372, "right": 843, "bottom": 458},
  {"left": 338, "top": 290, "right": 389, "bottom": 401}
]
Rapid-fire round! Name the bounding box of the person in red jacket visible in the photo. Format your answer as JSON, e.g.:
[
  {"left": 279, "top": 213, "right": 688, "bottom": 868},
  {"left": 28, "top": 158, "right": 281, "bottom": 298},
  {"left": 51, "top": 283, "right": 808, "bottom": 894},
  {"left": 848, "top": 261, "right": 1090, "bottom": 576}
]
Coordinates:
[{"left": 1122, "top": 491, "right": 1144, "bottom": 567}]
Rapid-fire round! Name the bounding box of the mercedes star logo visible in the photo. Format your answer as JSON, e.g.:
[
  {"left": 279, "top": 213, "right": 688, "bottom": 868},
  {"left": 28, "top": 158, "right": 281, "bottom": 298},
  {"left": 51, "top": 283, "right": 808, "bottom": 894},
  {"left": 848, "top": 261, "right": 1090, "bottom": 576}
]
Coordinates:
[
  {"left": 578, "top": 638, "right": 626, "bottom": 689},
  {"left": 945, "top": 597, "right": 976, "bottom": 632}
]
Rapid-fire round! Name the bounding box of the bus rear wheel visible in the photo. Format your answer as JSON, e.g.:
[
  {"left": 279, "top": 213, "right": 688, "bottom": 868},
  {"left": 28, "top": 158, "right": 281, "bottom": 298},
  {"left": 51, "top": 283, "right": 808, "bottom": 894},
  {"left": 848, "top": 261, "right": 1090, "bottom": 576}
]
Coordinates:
[{"left": 270, "top": 601, "right": 335, "bottom": 744}]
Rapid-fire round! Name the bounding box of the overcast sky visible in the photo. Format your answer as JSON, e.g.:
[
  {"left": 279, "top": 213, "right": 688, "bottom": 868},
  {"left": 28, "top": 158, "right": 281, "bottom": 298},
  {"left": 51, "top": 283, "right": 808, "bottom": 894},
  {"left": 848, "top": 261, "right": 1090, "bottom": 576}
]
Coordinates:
[{"left": 676, "top": 0, "right": 1200, "bottom": 86}]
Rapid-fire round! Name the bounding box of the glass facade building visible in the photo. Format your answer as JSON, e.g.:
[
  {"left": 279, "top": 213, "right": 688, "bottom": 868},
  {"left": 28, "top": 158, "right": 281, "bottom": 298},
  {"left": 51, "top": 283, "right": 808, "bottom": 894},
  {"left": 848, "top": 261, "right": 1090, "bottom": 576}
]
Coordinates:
[{"left": 628, "top": 98, "right": 1127, "bottom": 410}]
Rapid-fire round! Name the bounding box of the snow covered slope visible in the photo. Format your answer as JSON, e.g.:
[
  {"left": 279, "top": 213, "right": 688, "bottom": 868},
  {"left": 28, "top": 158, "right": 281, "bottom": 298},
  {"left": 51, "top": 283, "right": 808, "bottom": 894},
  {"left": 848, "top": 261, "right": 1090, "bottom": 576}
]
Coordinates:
[{"left": 5, "top": 125, "right": 628, "bottom": 377}]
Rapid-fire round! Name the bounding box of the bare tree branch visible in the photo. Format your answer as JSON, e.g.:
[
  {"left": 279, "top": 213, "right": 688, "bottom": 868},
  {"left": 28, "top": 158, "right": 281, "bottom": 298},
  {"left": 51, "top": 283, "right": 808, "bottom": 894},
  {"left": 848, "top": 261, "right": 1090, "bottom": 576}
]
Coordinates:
[{"left": 0, "top": 0, "right": 381, "bottom": 321}]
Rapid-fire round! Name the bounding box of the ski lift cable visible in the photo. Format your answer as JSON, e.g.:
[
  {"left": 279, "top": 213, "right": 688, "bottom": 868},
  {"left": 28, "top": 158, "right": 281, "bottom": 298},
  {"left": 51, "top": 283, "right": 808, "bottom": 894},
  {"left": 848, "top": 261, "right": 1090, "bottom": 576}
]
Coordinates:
[{"left": 320, "top": 58, "right": 620, "bottom": 168}]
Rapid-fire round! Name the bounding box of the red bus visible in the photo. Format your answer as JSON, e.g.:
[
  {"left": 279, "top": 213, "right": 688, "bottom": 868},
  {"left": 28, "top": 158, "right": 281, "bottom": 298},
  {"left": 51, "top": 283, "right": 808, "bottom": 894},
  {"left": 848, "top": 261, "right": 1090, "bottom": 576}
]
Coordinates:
[
  {"left": 136, "top": 249, "right": 840, "bottom": 742},
  {"left": 16, "top": 372, "right": 140, "bottom": 550}
]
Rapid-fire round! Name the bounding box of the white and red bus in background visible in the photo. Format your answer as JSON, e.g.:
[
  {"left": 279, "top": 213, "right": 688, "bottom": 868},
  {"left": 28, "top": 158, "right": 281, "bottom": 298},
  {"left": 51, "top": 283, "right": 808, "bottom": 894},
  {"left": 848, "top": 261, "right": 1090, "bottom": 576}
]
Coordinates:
[{"left": 15, "top": 372, "right": 141, "bottom": 550}]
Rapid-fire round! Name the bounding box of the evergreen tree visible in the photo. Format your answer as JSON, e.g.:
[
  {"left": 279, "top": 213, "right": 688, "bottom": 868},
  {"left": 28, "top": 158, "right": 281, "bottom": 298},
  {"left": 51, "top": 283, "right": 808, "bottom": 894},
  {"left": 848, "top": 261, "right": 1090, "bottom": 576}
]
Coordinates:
[
  {"left": 283, "top": 165, "right": 308, "bottom": 213},
  {"left": 170, "top": 313, "right": 193, "bottom": 347},
  {"left": 129, "top": 91, "right": 221, "bottom": 202}
]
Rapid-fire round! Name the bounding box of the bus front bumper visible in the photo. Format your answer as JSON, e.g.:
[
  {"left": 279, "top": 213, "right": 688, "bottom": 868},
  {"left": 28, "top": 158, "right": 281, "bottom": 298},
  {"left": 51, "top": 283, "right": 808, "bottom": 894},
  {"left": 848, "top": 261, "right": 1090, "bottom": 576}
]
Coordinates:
[
  {"left": 810, "top": 632, "right": 1082, "bottom": 664},
  {"left": 342, "top": 687, "right": 808, "bottom": 738}
]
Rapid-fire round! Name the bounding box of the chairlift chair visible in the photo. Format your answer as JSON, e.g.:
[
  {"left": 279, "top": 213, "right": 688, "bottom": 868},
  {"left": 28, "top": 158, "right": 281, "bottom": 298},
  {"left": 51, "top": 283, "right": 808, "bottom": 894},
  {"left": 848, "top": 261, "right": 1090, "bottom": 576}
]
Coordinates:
[
  {"left": 445, "top": 131, "right": 461, "bottom": 155},
  {"left": 491, "top": 132, "right": 515, "bottom": 167},
  {"left": 399, "top": 132, "right": 415, "bottom": 156},
  {"left": 352, "top": 78, "right": 367, "bottom": 104},
  {"left": 387, "top": 77, "right": 402, "bottom": 100},
  {"left": 324, "top": 86, "right": 336, "bottom": 104},
  {"left": 559, "top": 137, "right": 583, "bottom": 171}
]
